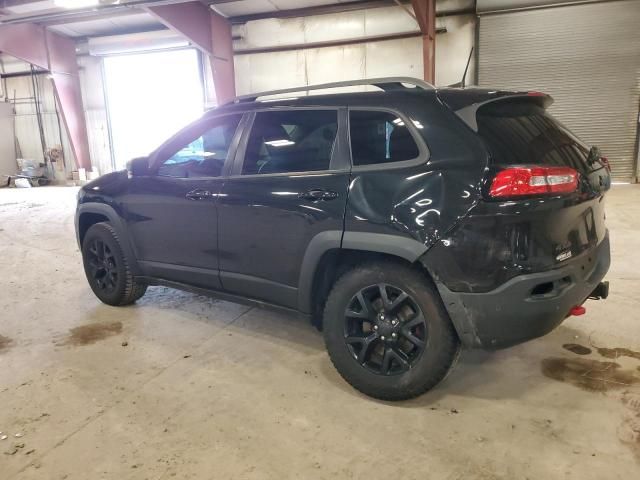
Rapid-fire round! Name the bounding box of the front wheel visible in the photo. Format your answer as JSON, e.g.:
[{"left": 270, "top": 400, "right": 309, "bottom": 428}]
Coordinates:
[
  {"left": 323, "top": 261, "right": 460, "bottom": 401},
  {"left": 81, "top": 222, "right": 147, "bottom": 306}
]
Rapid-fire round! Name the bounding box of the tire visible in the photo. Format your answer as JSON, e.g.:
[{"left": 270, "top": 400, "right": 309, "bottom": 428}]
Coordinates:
[
  {"left": 323, "top": 261, "right": 460, "bottom": 401},
  {"left": 81, "top": 222, "right": 147, "bottom": 306}
]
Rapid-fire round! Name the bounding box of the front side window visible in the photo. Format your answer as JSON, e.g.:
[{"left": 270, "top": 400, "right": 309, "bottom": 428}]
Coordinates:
[
  {"left": 157, "top": 114, "right": 242, "bottom": 178},
  {"left": 349, "top": 110, "right": 420, "bottom": 166},
  {"left": 241, "top": 110, "right": 338, "bottom": 175}
]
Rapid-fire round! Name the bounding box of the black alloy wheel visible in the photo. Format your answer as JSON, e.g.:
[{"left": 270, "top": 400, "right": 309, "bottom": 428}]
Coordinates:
[
  {"left": 81, "top": 222, "right": 147, "bottom": 306},
  {"left": 323, "top": 261, "right": 460, "bottom": 400},
  {"left": 344, "top": 284, "right": 427, "bottom": 376},
  {"left": 86, "top": 238, "right": 119, "bottom": 294}
]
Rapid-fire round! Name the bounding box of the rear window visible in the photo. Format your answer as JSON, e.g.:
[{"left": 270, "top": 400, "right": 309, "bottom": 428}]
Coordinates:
[{"left": 476, "top": 101, "right": 589, "bottom": 172}]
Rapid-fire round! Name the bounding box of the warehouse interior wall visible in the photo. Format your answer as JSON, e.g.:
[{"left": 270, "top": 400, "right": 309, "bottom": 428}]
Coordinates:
[
  {"left": 232, "top": 5, "right": 476, "bottom": 94},
  {"left": 0, "top": 71, "right": 75, "bottom": 180},
  {"left": 2, "top": 2, "right": 477, "bottom": 176},
  {"left": 0, "top": 102, "right": 14, "bottom": 177}
]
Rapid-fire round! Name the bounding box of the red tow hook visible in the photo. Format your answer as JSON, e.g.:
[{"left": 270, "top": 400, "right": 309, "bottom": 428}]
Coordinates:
[{"left": 569, "top": 305, "right": 586, "bottom": 316}]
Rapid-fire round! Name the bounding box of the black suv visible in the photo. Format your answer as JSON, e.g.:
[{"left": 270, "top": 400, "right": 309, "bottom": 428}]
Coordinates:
[{"left": 76, "top": 77, "right": 611, "bottom": 400}]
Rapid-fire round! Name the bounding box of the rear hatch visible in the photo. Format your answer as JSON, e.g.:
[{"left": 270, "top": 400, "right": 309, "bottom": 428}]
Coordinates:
[{"left": 438, "top": 90, "right": 611, "bottom": 287}]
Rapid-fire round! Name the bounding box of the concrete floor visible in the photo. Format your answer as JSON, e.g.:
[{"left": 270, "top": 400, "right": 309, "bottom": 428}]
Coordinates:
[{"left": 0, "top": 184, "right": 639, "bottom": 480}]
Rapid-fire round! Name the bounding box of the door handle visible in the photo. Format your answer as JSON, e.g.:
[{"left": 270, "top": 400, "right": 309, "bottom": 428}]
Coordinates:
[
  {"left": 299, "top": 189, "right": 339, "bottom": 202},
  {"left": 186, "top": 189, "right": 212, "bottom": 201}
]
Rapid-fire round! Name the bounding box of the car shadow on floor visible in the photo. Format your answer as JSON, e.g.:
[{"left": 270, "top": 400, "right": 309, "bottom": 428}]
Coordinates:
[{"left": 121, "top": 288, "right": 601, "bottom": 405}]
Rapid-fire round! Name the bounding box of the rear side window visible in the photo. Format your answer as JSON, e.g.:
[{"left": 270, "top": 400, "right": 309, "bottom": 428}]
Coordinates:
[
  {"left": 349, "top": 110, "right": 420, "bottom": 166},
  {"left": 476, "top": 101, "right": 589, "bottom": 171},
  {"left": 241, "top": 110, "right": 338, "bottom": 175}
]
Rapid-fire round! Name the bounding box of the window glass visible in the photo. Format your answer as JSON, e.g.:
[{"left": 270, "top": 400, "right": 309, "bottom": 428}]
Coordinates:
[
  {"left": 349, "top": 110, "right": 420, "bottom": 166},
  {"left": 476, "top": 101, "right": 590, "bottom": 173},
  {"left": 157, "top": 114, "right": 242, "bottom": 178},
  {"left": 242, "top": 110, "right": 338, "bottom": 175}
]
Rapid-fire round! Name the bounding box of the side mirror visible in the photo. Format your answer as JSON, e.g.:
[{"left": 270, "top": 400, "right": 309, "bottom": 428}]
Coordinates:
[{"left": 127, "top": 157, "right": 150, "bottom": 176}]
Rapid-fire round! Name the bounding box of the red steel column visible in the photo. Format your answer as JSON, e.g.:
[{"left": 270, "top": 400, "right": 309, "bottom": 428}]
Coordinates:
[
  {"left": 146, "top": 1, "right": 236, "bottom": 104},
  {"left": 46, "top": 30, "right": 91, "bottom": 171},
  {"left": 411, "top": 0, "right": 436, "bottom": 84},
  {"left": 0, "top": 24, "right": 92, "bottom": 170}
]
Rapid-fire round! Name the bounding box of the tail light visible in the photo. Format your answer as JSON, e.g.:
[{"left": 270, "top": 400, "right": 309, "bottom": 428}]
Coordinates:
[{"left": 489, "top": 166, "right": 578, "bottom": 198}]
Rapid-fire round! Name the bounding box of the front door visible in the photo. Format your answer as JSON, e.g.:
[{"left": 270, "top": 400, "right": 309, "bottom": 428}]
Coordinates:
[
  {"left": 123, "top": 113, "right": 244, "bottom": 289},
  {"left": 217, "top": 108, "right": 350, "bottom": 309}
]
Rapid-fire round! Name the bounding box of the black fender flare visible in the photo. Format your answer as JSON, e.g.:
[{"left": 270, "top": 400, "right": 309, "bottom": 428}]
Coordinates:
[
  {"left": 297, "top": 231, "right": 428, "bottom": 314},
  {"left": 75, "top": 203, "right": 142, "bottom": 276}
]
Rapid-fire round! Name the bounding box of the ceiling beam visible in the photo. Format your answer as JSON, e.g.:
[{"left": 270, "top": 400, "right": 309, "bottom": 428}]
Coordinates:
[
  {"left": 145, "top": 1, "right": 235, "bottom": 104},
  {"left": 0, "top": 0, "right": 44, "bottom": 7},
  {"left": 39, "top": 8, "right": 141, "bottom": 27},
  {"left": 0, "top": 0, "right": 197, "bottom": 25},
  {"left": 228, "top": 0, "right": 406, "bottom": 24}
]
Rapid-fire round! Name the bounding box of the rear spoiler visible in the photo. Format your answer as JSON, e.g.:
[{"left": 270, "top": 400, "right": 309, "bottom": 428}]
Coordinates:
[{"left": 436, "top": 90, "right": 554, "bottom": 131}]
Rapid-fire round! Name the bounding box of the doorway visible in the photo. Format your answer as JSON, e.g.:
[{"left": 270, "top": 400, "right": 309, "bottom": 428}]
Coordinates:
[{"left": 103, "top": 48, "right": 204, "bottom": 170}]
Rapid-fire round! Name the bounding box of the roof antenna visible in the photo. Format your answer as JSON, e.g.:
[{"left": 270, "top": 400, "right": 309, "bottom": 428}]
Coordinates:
[
  {"left": 446, "top": 47, "right": 474, "bottom": 88},
  {"left": 461, "top": 46, "right": 474, "bottom": 88}
]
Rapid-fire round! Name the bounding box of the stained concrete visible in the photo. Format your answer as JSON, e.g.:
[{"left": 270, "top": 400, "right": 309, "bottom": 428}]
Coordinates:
[{"left": 0, "top": 184, "right": 639, "bottom": 479}]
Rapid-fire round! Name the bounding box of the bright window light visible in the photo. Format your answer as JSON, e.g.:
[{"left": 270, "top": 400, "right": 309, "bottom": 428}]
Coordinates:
[{"left": 104, "top": 49, "right": 203, "bottom": 169}]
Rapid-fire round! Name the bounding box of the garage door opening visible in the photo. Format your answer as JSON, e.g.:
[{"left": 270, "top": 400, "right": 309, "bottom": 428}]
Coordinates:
[{"left": 103, "top": 48, "right": 204, "bottom": 170}]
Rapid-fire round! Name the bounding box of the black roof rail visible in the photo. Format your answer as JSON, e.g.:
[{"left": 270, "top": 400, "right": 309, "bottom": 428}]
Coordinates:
[{"left": 231, "top": 76, "right": 435, "bottom": 104}]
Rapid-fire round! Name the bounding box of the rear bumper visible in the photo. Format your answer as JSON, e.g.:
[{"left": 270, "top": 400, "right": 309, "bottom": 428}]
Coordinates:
[{"left": 436, "top": 233, "right": 610, "bottom": 349}]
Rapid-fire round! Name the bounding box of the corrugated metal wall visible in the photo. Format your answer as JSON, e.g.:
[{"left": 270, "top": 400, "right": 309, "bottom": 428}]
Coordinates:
[{"left": 478, "top": 0, "right": 640, "bottom": 181}]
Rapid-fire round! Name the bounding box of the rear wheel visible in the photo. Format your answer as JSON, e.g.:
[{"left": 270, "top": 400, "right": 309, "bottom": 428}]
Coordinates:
[
  {"left": 82, "top": 222, "right": 147, "bottom": 306},
  {"left": 323, "top": 261, "right": 460, "bottom": 401}
]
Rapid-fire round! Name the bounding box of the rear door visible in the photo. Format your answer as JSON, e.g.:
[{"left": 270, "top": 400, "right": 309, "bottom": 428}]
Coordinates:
[{"left": 217, "top": 108, "right": 350, "bottom": 309}]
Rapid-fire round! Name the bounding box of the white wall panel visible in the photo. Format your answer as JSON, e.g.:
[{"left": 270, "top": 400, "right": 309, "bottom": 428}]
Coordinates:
[
  {"left": 364, "top": 6, "right": 420, "bottom": 36},
  {"left": 438, "top": 0, "right": 475, "bottom": 11},
  {"left": 0, "top": 103, "right": 16, "bottom": 176},
  {"left": 305, "top": 44, "right": 367, "bottom": 94},
  {"left": 435, "top": 14, "right": 476, "bottom": 86},
  {"left": 365, "top": 38, "right": 422, "bottom": 79},
  {"left": 237, "top": 50, "right": 307, "bottom": 95},
  {"left": 235, "top": 7, "right": 420, "bottom": 49},
  {"left": 233, "top": 5, "right": 476, "bottom": 94},
  {"left": 305, "top": 10, "right": 365, "bottom": 43},
  {"left": 233, "top": 54, "right": 253, "bottom": 98},
  {"left": 242, "top": 18, "right": 306, "bottom": 47}
]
